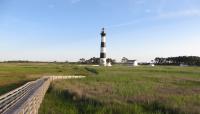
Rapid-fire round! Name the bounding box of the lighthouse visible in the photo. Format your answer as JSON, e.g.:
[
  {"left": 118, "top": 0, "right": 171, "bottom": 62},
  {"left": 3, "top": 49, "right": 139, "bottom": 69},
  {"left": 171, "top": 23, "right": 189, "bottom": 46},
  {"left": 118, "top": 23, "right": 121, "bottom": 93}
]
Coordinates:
[{"left": 100, "top": 28, "right": 107, "bottom": 66}]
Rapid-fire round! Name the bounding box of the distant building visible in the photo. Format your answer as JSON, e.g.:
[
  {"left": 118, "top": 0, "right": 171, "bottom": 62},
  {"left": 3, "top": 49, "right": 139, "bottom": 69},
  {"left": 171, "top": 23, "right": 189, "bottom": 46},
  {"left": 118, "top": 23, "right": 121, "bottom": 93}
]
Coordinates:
[
  {"left": 126, "top": 60, "right": 138, "bottom": 66},
  {"left": 107, "top": 62, "right": 112, "bottom": 67},
  {"left": 150, "top": 63, "right": 155, "bottom": 67},
  {"left": 180, "top": 63, "right": 188, "bottom": 67},
  {"left": 150, "top": 60, "right": 155, "bottom": 67}
]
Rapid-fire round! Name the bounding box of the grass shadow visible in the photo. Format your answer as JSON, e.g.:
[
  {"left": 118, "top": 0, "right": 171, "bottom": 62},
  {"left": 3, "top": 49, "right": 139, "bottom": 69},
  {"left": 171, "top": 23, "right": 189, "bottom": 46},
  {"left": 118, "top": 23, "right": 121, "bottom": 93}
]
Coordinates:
[
  {"left": 63, "top": 89, "right": 103, "bottom": 113},
  {"left": 142, "top": 101, "right": 181, "bottom": 114},
  {"left": 85, "top": 67, "right": 99, "bottom": 75},
  {"left": 0, "top": 80, "right": 30, "bottom": 95}
]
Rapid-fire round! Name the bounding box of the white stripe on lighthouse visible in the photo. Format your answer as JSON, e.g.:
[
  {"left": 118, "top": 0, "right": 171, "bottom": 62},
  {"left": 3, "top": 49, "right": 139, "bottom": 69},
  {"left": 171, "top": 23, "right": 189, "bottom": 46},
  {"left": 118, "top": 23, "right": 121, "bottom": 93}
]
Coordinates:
[
  {"left": 101, "top": 36, "right": 106, "bottom": 42},
  {"left": 101, "top": 47, "right": 106, "bottom": 53}
]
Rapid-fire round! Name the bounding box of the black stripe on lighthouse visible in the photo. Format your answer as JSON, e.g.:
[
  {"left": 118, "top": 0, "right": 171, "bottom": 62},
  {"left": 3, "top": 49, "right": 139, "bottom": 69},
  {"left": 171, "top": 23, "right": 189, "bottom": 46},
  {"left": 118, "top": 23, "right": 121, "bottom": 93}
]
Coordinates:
[
  {"left": 101, "top": 42, "right": 106, "bottom": 47},
  {"left": 100, "top": 53, "right": 106, "bottom": 58}
]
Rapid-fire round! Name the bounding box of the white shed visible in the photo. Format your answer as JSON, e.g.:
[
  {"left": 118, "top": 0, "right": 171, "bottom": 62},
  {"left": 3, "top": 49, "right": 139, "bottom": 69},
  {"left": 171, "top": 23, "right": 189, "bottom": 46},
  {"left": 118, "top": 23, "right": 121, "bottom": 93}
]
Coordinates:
[
  {"left": 107, "top": 62, "right": 112, "bottom": 67},
  {"left": 127, "top": 60, "right": 138, "bottom": 66}
]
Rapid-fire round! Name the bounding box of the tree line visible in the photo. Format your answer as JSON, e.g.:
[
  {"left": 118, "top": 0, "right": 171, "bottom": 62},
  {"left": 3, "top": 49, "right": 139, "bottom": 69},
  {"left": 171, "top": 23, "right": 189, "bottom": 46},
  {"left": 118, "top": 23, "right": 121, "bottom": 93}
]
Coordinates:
[
  {"left": 79, "top": 57, "right": 116, "bottom": 64},
  {"left": 154, "top": 56, "right": 200, "bottom": 66}
]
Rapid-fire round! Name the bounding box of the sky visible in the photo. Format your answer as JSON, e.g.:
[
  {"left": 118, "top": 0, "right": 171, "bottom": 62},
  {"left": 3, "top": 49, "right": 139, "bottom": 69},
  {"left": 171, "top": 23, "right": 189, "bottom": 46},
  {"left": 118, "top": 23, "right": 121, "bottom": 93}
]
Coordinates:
[{"left": 0, "top": 0, "right": 200, "bottom": 62}]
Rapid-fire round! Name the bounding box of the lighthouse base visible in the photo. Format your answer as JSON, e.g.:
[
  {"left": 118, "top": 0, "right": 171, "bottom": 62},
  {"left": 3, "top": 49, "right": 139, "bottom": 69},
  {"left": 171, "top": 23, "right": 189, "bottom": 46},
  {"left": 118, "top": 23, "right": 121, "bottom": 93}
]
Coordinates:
[{"left": 100, "top": 58, "right": 107, "bottom": 66}]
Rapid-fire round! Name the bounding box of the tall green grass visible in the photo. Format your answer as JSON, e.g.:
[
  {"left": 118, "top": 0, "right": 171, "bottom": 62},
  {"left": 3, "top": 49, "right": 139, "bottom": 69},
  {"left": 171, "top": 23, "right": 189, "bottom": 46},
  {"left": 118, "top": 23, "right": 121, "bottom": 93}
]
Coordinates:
[
  {"left": 39, "top": 66, "right": 200, "bottom": 114},
  {"left": 1, "top": 64, "right": 200, "bottom": 113},
  {"left": 0, "top": 63, "right": 90, "bottom": 95}
]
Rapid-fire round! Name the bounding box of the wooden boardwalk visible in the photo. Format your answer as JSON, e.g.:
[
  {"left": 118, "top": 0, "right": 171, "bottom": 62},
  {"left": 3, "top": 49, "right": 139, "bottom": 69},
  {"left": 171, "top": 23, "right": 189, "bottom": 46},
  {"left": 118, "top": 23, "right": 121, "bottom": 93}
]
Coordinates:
[{"left": 0, "top": 76, "right": 85, "bottom": 114}]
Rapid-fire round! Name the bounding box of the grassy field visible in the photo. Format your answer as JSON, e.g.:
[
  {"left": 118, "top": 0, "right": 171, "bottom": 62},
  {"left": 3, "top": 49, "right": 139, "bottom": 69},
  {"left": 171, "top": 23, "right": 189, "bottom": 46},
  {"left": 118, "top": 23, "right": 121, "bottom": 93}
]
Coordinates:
[
  {"left": 0, "top": 63, "right": 89, "bottom": 95},
  {"left": 39, "top": 66, "right": 200, "bottom": 114},
  {"left": 0, "top": 63, "right": 200, "bottom": 114}
]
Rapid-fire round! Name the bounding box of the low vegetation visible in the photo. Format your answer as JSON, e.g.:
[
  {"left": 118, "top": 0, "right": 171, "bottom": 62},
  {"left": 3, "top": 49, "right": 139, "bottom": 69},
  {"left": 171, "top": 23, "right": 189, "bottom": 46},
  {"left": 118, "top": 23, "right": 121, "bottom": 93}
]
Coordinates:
[
  {"left": 1, "top": 63, "right": 200, "bottom": 113},
  {"left": 0, "top": 63, "right": 90, "bottom": 95},
  {"left": 155, "top": 56, "right": 200, "bottom": 66},
  {"left": 39, "top": 66, "right": 200, "bottom": 114}
]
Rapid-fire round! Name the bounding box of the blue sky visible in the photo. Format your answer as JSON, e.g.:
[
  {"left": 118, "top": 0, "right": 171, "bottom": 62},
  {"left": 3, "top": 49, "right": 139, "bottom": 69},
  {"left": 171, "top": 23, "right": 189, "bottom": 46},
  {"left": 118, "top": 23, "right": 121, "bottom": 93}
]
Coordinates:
[{"left": 0, "top": 0, "right": 200, "bottom": 62}]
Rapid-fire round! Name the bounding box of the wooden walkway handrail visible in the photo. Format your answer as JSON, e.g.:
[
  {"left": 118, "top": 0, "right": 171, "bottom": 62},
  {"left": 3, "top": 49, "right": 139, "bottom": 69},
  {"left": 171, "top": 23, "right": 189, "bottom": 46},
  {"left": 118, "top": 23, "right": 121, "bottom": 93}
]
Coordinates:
[{"left": 0, "top": 76, "right": 86, "bottom": 114}]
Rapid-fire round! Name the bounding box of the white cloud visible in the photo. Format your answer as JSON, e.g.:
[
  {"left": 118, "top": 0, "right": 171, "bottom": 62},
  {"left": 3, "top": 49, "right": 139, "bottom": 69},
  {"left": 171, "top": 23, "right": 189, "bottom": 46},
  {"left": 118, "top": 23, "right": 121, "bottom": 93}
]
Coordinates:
[
  {"left": 157, "top": 9, "right": 200, "bottom": 19},
  {"left": 107, "top": 19, "right": 142, "bottom": 28},
  {"left": 107, "top": 8, "right": 200, "bottom": 28}
]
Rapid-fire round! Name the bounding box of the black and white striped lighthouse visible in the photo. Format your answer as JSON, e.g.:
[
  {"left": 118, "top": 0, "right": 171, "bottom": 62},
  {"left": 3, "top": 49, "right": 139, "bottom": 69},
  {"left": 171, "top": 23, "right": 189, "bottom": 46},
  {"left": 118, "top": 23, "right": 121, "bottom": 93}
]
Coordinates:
[{"left": 100, "top": 28, "right": 107, "bottom": 66}]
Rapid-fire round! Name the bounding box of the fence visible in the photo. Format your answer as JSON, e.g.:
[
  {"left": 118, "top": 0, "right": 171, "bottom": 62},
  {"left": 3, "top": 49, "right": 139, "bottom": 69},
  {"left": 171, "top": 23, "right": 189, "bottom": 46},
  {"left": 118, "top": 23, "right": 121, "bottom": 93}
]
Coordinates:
[{"left": 0, "top": 76, "right": 86, "bottom": 114}]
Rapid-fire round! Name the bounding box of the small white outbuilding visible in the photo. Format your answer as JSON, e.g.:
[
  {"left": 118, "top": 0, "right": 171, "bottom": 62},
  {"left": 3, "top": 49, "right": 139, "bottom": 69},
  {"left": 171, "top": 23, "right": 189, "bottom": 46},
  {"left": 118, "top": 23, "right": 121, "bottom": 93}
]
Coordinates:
[
  {"left": 127, "top": 60, "right": 138, "bottom": 66},
  {"left": 150, "top": 63, "right": 155, "bottom": 67},
  {"left": 107, "top": 62, "right": 112, "bottom": 67},
  {"left": 180, "top": 63, "right": 188, "bottom": 67}
]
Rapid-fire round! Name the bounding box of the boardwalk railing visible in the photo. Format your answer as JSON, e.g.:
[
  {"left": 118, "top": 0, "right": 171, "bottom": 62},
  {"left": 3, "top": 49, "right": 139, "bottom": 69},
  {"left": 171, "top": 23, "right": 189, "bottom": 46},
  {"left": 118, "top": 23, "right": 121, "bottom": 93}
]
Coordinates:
[
  {"left": 0, "top": 76, "right": 86, "bottom": 114},
  {"left": 49, "top": 75, "right": 86, "bottom": 81}
]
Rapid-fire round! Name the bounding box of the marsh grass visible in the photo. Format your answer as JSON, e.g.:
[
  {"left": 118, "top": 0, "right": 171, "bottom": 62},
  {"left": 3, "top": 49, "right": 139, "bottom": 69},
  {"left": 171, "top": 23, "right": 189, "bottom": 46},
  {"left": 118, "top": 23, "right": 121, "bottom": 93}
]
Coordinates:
[
  {"left": 0, "top": 63, "right": 200, "bottom": 114},
  {"left": 0, "top": 63, "right": 91, "bottom": 95},
  {"left": 39, "top": 65, "right": 200, "bottom": 114}
]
